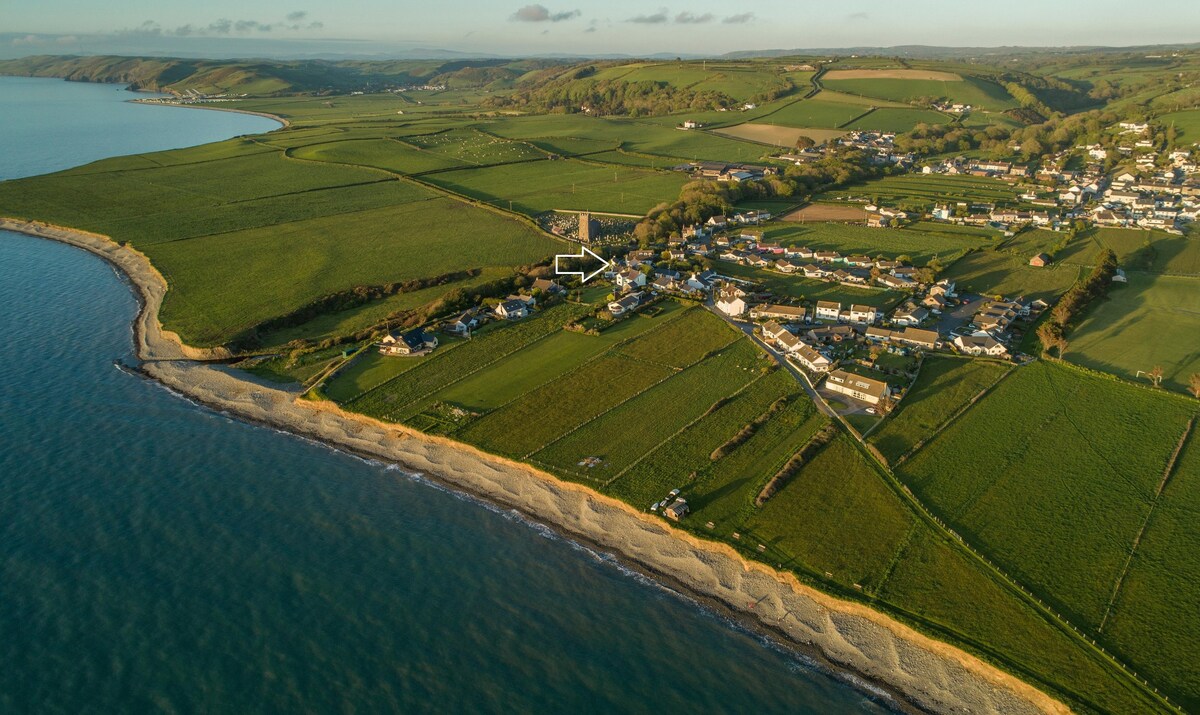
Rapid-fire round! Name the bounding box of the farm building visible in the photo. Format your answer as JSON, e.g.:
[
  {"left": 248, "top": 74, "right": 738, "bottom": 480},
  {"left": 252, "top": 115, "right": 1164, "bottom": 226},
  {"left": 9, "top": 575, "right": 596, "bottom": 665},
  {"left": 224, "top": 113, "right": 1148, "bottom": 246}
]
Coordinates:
[{"left": 1029, "top": 253, "right": 1051, "bottom": 267}]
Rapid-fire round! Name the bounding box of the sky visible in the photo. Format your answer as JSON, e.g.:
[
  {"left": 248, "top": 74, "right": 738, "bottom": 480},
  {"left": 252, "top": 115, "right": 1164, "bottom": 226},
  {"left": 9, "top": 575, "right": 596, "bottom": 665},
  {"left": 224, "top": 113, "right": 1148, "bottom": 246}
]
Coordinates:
[{"left": 4, "top": 0, "right": 1200, "bottom": 58}]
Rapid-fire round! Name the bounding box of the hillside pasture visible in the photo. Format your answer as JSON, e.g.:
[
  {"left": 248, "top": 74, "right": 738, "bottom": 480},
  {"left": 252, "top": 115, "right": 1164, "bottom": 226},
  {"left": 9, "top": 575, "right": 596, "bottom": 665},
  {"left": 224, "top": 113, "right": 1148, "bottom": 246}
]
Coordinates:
[
  {"left": 756, "top": 98, "right": 870, "bottom": 128},
  {"left": 1066, "top": 273, "right": 1200, "bottom": 393},
  {"left": 823, "top": 75, "right": 1018, "bottom": 111},
  {"left": 820, "top": 173, "right": 1021, "bottom": 208},
  {"left": 149, "top": 196, "right": 561, "bottom": 346},
  {"left": 944, "top": 249, "right": 1082, "bottom": 303},
  {"left": 847, "top": 107, "right": 950, "bottom": 132},
  {"left": 764, "top": 221, "right": 990, "bottom": 265}
]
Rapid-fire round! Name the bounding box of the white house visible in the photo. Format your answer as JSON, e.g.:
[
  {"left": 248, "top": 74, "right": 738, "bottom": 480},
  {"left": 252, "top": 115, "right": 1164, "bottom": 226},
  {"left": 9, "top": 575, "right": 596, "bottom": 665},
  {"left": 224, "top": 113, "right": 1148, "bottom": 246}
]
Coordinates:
[
  {"left": 715, "top": 288, "right": 747, "bottom": 317},
  {"left": 847, "top": 305, "right": 879, "bottom": 325},
  {"left": 793, "top": 343, "right": 832, "bottom": 373},
  {"left": 814, "top": 301, "right": 841, "bottom": 322},
  {"left": 495, "top": 299, "right": 530, "bottom": 320},
  {"left": 953, "top": 333, "right": 1008, "bottom": 357}
]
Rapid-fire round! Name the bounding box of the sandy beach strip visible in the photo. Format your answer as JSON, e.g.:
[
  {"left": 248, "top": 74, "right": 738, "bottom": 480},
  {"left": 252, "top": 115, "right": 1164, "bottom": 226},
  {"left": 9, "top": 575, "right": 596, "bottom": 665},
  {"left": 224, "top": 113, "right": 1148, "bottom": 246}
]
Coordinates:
[{"left": 1, "top": 217, "right": 1067, "bottom": 715}]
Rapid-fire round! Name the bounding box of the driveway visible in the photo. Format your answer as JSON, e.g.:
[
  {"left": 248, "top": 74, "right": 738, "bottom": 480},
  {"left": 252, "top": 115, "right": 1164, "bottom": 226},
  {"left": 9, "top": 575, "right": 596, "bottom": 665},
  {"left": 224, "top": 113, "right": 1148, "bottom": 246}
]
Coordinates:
[{"left": 937, "top": 294, "right": 985, "bottom": 336}]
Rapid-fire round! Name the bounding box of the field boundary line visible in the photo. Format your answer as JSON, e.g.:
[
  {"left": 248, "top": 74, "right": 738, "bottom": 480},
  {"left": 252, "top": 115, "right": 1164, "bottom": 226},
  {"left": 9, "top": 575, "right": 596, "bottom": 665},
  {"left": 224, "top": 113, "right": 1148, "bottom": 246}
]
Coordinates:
[
  {"left": 1097, "top": 415, "right": 1196, "bottom": 633},
  {"left": 602, "top": 371, "right": 771, "bottom": 488},
  {"left": 523, "top": 340, "right": 745, "bottom": 462},
  {"left": 893, "top": 361, "right": 1016, "bottom": 466},
  {"left": 349, "top": 306, "right": 584, "bottom": 413},
  {"left": 440, "top": 307, "right": 695, "bottom": 428}
]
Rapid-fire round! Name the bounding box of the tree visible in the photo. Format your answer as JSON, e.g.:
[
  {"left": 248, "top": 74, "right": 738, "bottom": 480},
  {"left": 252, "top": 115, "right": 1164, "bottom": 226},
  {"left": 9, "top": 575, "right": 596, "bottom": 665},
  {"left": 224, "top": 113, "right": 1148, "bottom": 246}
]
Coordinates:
[
  {"left": 794, "top": 135, "right": 816, "bottom": 150},
  {"left": 1190, "top": 373, "right": 1200, "bottom": 399},
  {"left": 1147, "top": 365, "right": 1164, "bottom": 388}
]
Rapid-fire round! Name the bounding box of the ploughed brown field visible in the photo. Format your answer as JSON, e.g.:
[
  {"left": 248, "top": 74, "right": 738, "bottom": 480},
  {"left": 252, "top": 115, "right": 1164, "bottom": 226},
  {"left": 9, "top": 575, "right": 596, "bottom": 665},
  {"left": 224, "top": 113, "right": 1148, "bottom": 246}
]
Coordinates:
[
  {"left": 783, "top": 203, "right": 869, "bottom": 222},
  {"left": 713, "top": 123, "right": 845, "bottom": 147}
]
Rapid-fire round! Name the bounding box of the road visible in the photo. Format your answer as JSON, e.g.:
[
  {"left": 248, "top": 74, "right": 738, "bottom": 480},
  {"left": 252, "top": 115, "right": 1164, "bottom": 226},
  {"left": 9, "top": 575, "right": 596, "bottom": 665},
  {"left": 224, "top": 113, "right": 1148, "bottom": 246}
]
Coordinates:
[{"left": 704, "top": 303, "right": 837, "bottom": 419}]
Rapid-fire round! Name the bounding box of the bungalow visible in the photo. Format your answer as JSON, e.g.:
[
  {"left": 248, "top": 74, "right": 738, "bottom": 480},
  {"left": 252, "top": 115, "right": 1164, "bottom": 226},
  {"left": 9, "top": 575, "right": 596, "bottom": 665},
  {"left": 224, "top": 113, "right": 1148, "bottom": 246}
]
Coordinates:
[
  {"left": 775, "top": 330, "right": 805, "bottom": 354},
  {"left": 705, "top": 215, "right": 729, "bottom": 228},
  {"left": 895, "top": 327, "right": 939, "bottom": 350},
  {"left": 750, "top": 304, "right": 808, "bottom": 322},
  {"left": 875, "top": 273, "right": 911, "bottom": 290},
  {"left": 650, "top": 274, "right": 679, "bottom": 292},
  {"left": 814, "top": 300, "right": 841, "bottom": 322},
  {"left": 824, "top": 369, "right": 891, "bottom": 405},
  {"left": 531, "top": 278, "right": 564, "bottom": 295},
  {"left": 495, "top": 298, "right": 531, "bottom": 320},
  {"left": 794, "top": 343, "right": 833, "bottom": 373},
  {"left": 891, "top": 266, "right": 919, "bottom": 280},
  {"left": 921, "top": 293, "right": 947, "bottom": 313},
  {"left": 864, "top": 326, "right": 894, "bottom": 343},
  {"left": 445, "top": 309, "right": 481, "bottom": 335},
  {"left": 745, "top": 254, "right": 771, "bottom": 268},
  {"left": 380, "top": 327, "right": 438, "bottom": 356},
  {"left": 866, "top": 213, "right": 890, "bottom": 228},
  {"left": 806, "top": 324, "right": 857, "bottom": 344},
  {"left": 892, "top": 303, "right": 929, "bottom": 326},
  {"left": 608, "top": 292, "right": 646, "bottom": 316},
  {"left": 626, "top": 249, "right": 657, "bottom": 266},
  {"left": 954, "top": 334, "right": 1008, "bottom": 357},
  {"left": 845, "top": 255, "right": 874, "bottom": 268},
  {"left": 814, "top": 250, "right": 842, "bottom": 263},
  {"left": 786, "top": 246, "right": 815, "bottom": 259},
  {"left": 931, "top": 278, "right": 956, "bottom": 297},
  {"left": 774, "top": 259, "right": 799, "bottom": 275},
  {"left": 760, "top": 320, "right": 791, "bottom": 341},
  {"left": 802, "top": 264, "right": 829, "bottom": 279}
]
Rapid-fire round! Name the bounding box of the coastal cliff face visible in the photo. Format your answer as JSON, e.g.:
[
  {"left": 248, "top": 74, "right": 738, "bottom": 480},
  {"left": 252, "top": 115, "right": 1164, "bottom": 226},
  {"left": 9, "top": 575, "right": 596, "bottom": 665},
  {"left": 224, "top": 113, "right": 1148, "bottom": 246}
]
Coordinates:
[{"left": 0, "top": 217, "right": 1069, "bottom": 715}]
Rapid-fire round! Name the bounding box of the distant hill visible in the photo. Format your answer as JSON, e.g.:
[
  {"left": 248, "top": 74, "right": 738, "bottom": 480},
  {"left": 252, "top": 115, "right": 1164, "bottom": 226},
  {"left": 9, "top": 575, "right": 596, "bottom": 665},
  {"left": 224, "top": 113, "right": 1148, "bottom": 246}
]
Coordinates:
[{"left": 0, "top": 55, "right": 567, "bottom": 95}]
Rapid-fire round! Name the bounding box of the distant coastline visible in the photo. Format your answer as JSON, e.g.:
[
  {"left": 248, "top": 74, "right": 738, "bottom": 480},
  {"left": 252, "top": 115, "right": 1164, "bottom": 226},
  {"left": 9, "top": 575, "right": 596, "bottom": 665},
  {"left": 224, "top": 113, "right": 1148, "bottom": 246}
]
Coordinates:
[{"left": 0, "top": 217, "right": 1067, "bottom": 715}]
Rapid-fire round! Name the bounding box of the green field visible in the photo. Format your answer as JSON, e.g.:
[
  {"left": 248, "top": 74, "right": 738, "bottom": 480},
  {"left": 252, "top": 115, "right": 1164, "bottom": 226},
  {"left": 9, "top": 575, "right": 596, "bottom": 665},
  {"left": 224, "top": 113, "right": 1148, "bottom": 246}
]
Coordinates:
[
  {"left": 588, "top": 62, "right": 793, "bottom": 103},
  {"left": 424, "top": 159, "right": 687, "bottom": 215},
  {"left": 870, "top": 356, "right": 1011, "bottom": 463},
  {"left": 1067, "top": 274, "right": 1200, "bottom": 393},
  {"left": 1159, "top": 108, "right": 1200, "bottom": 142},
  {"left": 847, "top": 107, "right": 951, "bottom": 132},
  {"left": 715, "top": 260, "right": 906, "bottom": 308},
  {"left": 756, "top": 98, "right": 870, "bottom": 128},
  {"left": 899, "top": 361, "right": 1197, "bottom": 630},
  {"left": 821, "top": 173, "right": 1022, "bottom": 208},
  {"left": 765, "top": 221, "right": 991, "bottom": 265},
  {"left": 944, "top": 249, "right": 1082, "bottom": 303},
  {"left": 823, "top": 76, "right": 1018, "bottom": 111}
]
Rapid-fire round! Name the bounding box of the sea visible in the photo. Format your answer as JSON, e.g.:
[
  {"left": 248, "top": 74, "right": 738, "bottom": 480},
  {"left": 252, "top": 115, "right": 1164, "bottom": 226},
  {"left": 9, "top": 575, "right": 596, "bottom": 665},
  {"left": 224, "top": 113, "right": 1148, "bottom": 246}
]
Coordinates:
[{"left": 0, "top": 76, "right": 892, "bottom": 713}]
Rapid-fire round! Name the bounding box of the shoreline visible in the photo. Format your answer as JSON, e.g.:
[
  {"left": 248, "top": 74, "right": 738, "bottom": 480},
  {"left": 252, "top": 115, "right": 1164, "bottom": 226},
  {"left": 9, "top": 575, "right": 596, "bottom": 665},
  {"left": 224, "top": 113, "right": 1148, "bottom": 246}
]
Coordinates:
[
  {"left": 129, "top": 98, "right": 291, "bottom": 129},
  {"left": 1, "top": 218, "right": 1067, "bottom": 715}
]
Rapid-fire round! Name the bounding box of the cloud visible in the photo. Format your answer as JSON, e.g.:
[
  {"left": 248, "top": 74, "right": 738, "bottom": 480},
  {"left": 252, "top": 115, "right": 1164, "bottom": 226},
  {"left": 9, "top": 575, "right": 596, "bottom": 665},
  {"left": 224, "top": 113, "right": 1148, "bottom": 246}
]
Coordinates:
[
  {"left": 11, "top": 34, "right": 46, "bottom": 46},
  {"left": 723, "top": 12, "right": 755, "bottom": 24},
  {"left": 847, "top": 11, "right": 869, "bottom": 20},
  {"left": 510, "top": 4, "right": 581, "bottom": 22},
  {"left": 627, "top": 8, "right": 668, "bottom": 23},
  {"left": 674, "top": 12, "right": 714, "bottom": 24},
  {"left": 154, "top": 14, "right": 324, "bottom": 37}
]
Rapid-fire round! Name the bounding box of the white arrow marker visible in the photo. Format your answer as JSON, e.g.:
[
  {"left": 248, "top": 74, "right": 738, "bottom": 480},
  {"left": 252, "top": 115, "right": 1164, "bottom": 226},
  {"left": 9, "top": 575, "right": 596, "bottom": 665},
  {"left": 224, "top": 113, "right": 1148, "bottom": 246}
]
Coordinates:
[{"left": 554, "top": 245, "right": 611, "bottom": 284}]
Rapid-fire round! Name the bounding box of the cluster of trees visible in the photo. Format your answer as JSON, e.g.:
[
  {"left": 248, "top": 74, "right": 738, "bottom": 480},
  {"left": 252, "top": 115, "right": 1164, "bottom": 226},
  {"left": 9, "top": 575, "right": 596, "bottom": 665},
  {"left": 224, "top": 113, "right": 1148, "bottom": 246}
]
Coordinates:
[
  {"left": 894, "top": 123, "right": 1011, "bottom": 157},
  {"left": 1036, "top": 248, "right": 1118, "bottom": 356},
  {"left": 632, "top": 149, "right": 886, "bottom": 243}
]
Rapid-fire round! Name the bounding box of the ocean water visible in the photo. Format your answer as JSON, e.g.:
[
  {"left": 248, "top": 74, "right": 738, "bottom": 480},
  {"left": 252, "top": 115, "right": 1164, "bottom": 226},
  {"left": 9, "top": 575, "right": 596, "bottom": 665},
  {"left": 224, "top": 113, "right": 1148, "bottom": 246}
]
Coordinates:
[{"left": 0, "top": 77, "right": 891, "bottom": 713}]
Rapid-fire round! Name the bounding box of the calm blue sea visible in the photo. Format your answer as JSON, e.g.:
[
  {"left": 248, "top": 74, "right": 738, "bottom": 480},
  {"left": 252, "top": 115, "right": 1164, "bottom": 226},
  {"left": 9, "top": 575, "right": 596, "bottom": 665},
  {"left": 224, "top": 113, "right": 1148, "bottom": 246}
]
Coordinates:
[{"left": 0, "top": 76, "right": 891, "bottom": 714}]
